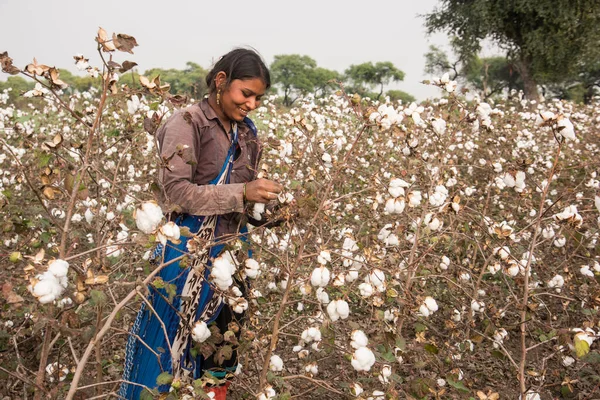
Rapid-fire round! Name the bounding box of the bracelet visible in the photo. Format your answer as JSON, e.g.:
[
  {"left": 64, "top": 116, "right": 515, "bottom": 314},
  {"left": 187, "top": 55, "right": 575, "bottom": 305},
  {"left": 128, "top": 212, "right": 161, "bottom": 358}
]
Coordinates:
[{"left": 242, "top": 183, "right": 247, "bottom": 203}]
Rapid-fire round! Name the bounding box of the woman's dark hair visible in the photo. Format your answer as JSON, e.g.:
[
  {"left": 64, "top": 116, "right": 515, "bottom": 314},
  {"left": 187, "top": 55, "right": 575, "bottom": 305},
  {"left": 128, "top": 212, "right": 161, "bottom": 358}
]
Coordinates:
[{"left": 205, "top": 48, "right": 271, "bottom": 93}]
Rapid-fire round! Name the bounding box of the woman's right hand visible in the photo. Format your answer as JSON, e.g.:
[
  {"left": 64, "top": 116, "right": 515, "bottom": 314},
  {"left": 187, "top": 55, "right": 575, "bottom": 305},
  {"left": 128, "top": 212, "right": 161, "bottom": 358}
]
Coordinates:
[{"left": 244, "top": 178, "right": 283, "bottom": 203}]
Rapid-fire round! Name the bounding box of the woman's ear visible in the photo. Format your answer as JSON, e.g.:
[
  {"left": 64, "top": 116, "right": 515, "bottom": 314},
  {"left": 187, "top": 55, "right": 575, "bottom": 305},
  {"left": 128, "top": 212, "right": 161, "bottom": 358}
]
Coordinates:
[{"left": 214, "top": 71, "right": 227, "bottom": 89}]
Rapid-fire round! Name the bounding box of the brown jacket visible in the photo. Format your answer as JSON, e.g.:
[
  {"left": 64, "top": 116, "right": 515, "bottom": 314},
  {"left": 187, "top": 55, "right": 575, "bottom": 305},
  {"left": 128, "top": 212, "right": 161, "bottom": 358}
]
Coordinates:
[{"left": 156, "top": 98, "right": 261, "bottom": 237}]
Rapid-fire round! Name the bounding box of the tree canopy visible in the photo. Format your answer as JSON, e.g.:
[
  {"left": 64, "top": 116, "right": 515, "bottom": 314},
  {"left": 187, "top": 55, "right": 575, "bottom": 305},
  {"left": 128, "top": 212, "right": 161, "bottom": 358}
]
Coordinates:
[
  {"left": 344, "top": 62, "right": 405, "bottom": 100},
  {"left": 424, "top": 45, "right": 523, "bottom": 99},
  {"left": 424, "top": 0, "right": 600, "bottom": 99},
  {"left": 143, "top": 62, "right": 207, "bottom": 98}
]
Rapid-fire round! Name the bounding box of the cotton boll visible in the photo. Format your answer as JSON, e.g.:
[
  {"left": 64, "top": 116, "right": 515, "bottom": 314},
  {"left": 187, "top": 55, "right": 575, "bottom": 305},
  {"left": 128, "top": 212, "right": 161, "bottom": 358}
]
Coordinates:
[
  {"left": 316, "top": 287, "right": 330, "bottom": 304},
  {"left": 310, "top": 266, "right": 331, "bottom": 287},
  {"left": 440, "top": 256, "right": 450, "bottom": 270},
  {"left": 557, "top": 117, "right": 575, "bottom": 141},
  {"left": 84, "top": 208, "right": 94, "bottom": 223},
  {"left": 327, "top": 299, "right": 350, "bottom": 322},
  {"left": 351, "top": 347, "right": 376, "bottom": 372},
  {"left": 300, "top": 327, "right": 322, "bottom": 343},
  {"left": 134, "top": 201, "right": 163, "bottom": 234},
  {"left": 48, "top": 259, "right": 69, "bottom": 278},
  {"left": 358, "top": 282, "right": 374, "bottom": 298},
  {"left": 244, "top": 258, "right": 261, "bottom": 279},
  {"left": 191, "top": 321, "right": 211, "bottom": 343},
  {"left": 229, "top": 297, "right": 248, "bottom": 314},
  {"left": 351, "top": 383, "right": 364, "bottom": 396},
  {"left": 161, "top": 221, "right": 180, "bottom": 240},
  {"left": 424, "top": 296, "right": 438, "bottom": 312},
  {"left": 317, "top": 250, "right": 331, "bottom": 265},
  {"left": 378, "top": 364, "right": 392, "bottom": 384},
  {"left": 350, "top": 330, "right": 369, "bottom": 349},
  {"left": 368, "top": 269, "right": 386, "bottom": 292},
  {"left": 210, "top": 256, "right": 235, "bottom": 290},
  {"left": 252, "top": 203, "right": 266, "bottom": 221},
  {"left": 269, "top": 355, "right": 284, "bottom": 372}
]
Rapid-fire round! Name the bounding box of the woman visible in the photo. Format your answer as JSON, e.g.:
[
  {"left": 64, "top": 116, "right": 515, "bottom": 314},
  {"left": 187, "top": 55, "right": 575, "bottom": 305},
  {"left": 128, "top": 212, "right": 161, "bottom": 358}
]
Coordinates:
[{"left": 120, "top": 48, "right": 282, "bottom": 399}]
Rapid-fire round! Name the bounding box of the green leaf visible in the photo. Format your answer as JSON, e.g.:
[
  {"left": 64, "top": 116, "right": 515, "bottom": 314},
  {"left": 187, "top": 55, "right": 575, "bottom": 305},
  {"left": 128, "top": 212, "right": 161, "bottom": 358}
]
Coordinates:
[
  {"left": 582, "top": 351, "right": 600, "bottom": 364},
  {"left": 140, "top": 388, "right": 156, "bottom": 400},
  {"left": 156, "top": 371, "right": 173, "bottom": 386},
  {"left": 574, "top": 335, "right": 590, "bottom": 358},
  {"left": 414, "top": 323, "right": 427, "bottom": 333},
  {"left": 152, "top": 277, "right": 165, "bottom": 289},
  {"left": 424, "top": 343, "right": 439, "bottom": 354},
  {"left": 37, "top": 152, "right": 52, "bottom": 168},
  {"left": 395, "top": 336, "right": 406, "bottom": 352},
  {"left": 166, "top": 283, "right": 177, "bottom": 302},
  {"left": 447, "top": 377, "right": 469, "bottom": 392},
  {"left": 381, "top": 349, "right": 397, "bottom": 363},
  {"left": 89, "top": 290, "right": 107, "bottom": 307}
]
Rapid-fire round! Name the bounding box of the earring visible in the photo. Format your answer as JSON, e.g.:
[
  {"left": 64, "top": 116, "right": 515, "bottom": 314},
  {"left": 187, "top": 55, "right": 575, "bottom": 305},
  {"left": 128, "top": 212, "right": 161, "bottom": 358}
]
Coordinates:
[{"left": 216, "top": 89, "right": 221, "bottom": 106}]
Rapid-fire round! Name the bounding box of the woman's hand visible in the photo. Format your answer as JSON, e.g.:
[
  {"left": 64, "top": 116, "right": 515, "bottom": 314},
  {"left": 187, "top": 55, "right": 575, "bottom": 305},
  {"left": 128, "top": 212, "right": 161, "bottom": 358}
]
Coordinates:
[{"left": 244, "top": 178, "right": 283, "bottom": 203}]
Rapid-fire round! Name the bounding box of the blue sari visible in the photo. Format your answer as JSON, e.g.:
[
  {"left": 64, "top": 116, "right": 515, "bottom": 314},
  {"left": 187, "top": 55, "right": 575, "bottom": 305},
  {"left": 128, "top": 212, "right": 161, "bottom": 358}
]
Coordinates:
[{"left": 119, "top": 117, "right": 256, "bottom": 399}]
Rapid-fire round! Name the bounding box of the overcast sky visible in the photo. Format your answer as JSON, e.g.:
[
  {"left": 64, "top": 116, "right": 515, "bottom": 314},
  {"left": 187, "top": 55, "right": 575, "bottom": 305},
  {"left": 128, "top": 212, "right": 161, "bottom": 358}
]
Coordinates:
[{"left": 0, "top": 0, "right": 454, "bottom": 100}]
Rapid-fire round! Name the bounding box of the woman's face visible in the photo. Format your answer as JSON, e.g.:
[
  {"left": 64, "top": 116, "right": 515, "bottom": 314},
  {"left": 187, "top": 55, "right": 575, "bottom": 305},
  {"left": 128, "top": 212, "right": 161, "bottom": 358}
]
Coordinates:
[{"left": 220, "top": 78, "right": 266, "bottom": 122}]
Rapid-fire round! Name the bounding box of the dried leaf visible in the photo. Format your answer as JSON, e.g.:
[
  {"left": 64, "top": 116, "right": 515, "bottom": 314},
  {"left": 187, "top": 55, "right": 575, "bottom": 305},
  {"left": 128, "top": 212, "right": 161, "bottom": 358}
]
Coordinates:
[
  {"left": 167, "top": 94, "right": 188, "bottom": 108},
  {"left": 107, "top": 60, "right": 121, "bottom": 70},
  {"left": 215, "top": 345, "right": 233, "bottom": 365},
  {"left": 139, "top": 75, "right": 156, "bottom": 89},
  {"left": 43, "top": 133, "right": 63, "bottom": 150},
  {"left": 24, "top": 249, "right": 45, "bottom": 264},
  {"left": 25, "top": 57, "right": 50, "bottom": 76},
  {"left": 96, "top": 27, "right": 116, "bottom": 52},
  {"left": 109, "top": 79, "right": 118, "bottom": 95},
  {"left": 112, "top": 33, "right": 138, "bottom": 54},
  {"left": 2, "top": 282, "right": 24, "bottom": 304},
  {"left": 143, "top": 112, "right": 161, "bottom": 135},
  {"left": 119, "top": 61, "right": 137, "bottom": 73},
  {"left": 42, "top": 186, "right": 56, "bottom": 200},
  {"left": 85, "top": 275, "right": 109, "bottom": 285},
  {"left": 0, "top": 51, "right": 21, "bottom": 75},
  {"left": 47, "top": 68, "right": 68, "bottom": 89},
  {"left": 176, "top": 144, "right": 196, "bottom": 166}
]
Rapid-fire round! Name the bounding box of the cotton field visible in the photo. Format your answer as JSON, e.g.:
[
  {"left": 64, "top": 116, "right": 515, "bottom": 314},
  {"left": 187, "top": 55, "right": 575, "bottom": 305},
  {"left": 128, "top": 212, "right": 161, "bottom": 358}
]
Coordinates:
[{"left": 0, "top": 46, "right": 599, "bottom": 399}]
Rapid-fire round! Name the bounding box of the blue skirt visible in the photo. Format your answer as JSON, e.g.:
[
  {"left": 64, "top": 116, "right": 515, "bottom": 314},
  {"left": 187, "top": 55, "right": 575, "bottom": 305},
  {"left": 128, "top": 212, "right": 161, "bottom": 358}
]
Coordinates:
[{"left": 119, "top": 214, "right": 228, "bottom": 399}]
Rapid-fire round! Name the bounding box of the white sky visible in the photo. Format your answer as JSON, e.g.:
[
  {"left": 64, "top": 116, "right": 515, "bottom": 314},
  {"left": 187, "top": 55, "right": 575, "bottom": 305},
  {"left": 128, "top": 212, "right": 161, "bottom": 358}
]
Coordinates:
[{"left": 0, "top": 0, "right": 454, "bottom": 100}]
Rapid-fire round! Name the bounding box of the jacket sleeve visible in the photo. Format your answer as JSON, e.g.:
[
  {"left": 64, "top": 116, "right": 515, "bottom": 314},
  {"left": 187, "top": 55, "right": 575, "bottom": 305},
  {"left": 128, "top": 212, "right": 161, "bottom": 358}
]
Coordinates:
[{"left": 157, "top": 112, "right": 245, "bottom": 216}]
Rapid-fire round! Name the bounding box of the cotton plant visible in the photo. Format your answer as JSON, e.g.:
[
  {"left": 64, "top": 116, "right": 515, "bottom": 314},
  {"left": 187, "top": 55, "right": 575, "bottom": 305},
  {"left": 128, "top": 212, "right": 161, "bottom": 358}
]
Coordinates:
[
  {"left": 429, "top": 185, "right": 449, "bottom": 207},
  {"left": 210, "top": 255, "right": 236, "bottom": 291},
  {"left": 310, "top": 266, "right": 331, "bottom": 287},
  {"left": 191, "top": 321, "right": 211, "bottom": 343},
  {"left": 535, "top": 111, "right": 576, "bottom": 141},
  {"left": 134, "top": 201, "right": 164, "bottom": 234},
  {"left": 553, "top": 205, "right": 583, "bottom": 228},
  {"left": 327, "top": 299, "right": 350, "bottom": 321},
  {"left": 418, "top": 296, "right": 439, "bottom": 317},
  {"left": 377, "top": 224, "right": 399, "bottom": 246},
  {"left": 304, "top": 362, "right": 318, "bottom": 376},
  {"left": 432, "top": 72, "right": 458, "bottom": 93},
  {"left": 269, "top": 355, "right": 284, "bottom": 372},
  {"left": 351, "top": 346, "right": 376, "bottom": 372},
  {"left": 28, "top": 259, "right": 69, "bottom": 304}
]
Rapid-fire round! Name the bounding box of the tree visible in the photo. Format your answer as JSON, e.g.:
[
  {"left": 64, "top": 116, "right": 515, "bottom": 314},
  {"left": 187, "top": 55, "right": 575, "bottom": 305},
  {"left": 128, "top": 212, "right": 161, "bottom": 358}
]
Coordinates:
[
  {"left": 386, "top": 90, "right": 416, "bottom": 104},
  {"left": 464, "top": 56, "right": 523, "bottom": 99},
  {"left": 143, "top": 62, "right": 208, "bottom": 98},
  {"left": 345, "top": 62, "right": 405, "bottom": 100},
  {"left": 424, "top": 0, "right": 600, "bottom": 100},
  {"left": 270, "top": 55, "right": 318, "bottom": 106},
  {"left": 310, "top": 67, "right": 341, "bottom": 98},
  {"left": 424, "top": 45, "right": 463, "bottom": 81}
]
